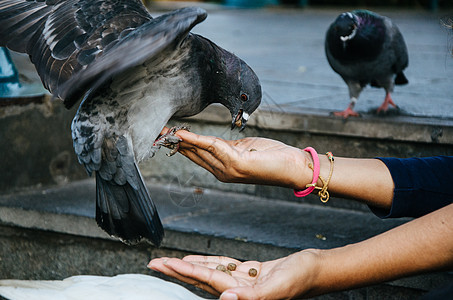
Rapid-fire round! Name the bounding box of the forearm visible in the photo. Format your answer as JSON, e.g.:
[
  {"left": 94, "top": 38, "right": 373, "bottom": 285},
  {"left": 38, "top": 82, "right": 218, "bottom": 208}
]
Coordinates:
[
  {"left": 305, "top": 203, "right": 453, "bottom": 297},
  {"left": 296, "top": 152, "right": 394, "bottom": 210},
  {"left": 175, "top": 131, "right": 394, "bottom": 209}
]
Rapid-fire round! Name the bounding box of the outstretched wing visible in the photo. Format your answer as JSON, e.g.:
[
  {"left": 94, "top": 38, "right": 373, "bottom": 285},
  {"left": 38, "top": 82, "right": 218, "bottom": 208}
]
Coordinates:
[
  {"left": 0, "top": 1, "right": 206, "bottom": 108},
  {"left": 59, "top": 6, "right": 207, "bottom": 108},
  {"left": 0, "top": 0, "right": 152, "bottom": 103}
]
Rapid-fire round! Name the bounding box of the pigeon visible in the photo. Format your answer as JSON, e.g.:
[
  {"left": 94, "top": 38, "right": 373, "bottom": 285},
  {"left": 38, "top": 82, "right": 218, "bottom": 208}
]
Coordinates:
[
  {"left": 0, "top": 1, "right": 262, "bottom": 246},
  {"left": 325, "top": 10, "right": 408, "bottom": 118}
]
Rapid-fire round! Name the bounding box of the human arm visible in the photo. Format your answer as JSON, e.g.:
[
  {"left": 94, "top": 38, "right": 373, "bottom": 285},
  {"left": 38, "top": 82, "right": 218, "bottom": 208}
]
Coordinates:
[
  {"left": 148, "top": 203, "right": 453, "bottom": 299},
  {"left": 173, "top": 130, "right": 395, "bottom": 210}
]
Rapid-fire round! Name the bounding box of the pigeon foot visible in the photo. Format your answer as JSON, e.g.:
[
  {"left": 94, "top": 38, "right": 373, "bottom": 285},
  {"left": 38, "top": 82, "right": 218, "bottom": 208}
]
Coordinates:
[
  {"left": 376, "top": 93, "right": 397, "bottom": 113},
  {"left": 154, "top": 125, "right": 190, "bottom": 156},
  {"left": 333, "top": 107, "right": 360, "bottom": 119}
]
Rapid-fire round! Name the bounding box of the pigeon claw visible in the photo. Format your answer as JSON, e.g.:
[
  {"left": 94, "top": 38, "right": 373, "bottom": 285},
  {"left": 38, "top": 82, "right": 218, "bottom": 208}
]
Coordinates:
[
  {"left": 154, "top": 125, "right": 190, "bottom": 156},
  {"left": 333, "top": 107, "right": 360, "bottom": 119}
]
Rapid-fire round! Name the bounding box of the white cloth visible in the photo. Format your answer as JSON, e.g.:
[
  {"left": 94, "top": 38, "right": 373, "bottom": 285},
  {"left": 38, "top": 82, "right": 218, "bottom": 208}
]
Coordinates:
[{"left": 0, "top": 274, "right": 209, "bottom": 300}]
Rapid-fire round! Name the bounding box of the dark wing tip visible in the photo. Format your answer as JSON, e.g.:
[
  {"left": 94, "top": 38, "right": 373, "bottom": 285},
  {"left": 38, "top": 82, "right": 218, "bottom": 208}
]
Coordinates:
[{"left": 95, "top": 170, "right": 164, "bottom": 247}]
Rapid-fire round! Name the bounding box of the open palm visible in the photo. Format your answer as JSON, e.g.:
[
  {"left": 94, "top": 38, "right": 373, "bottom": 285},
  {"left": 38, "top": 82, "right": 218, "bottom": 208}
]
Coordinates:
[{"left": 149, "top": 250, "right": 319, "bottom": 299}]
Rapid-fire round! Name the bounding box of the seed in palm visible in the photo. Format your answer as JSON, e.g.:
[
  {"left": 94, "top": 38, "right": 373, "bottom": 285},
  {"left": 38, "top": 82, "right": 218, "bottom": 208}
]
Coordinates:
[
  {"left": 227, "top": 263, "right": 237, "bottom": 271},
  {"left": 248, "top": 268, "right": 258, "bottom": 277},
  {"left": 216, "top": 264, "right": 227, "bottom": 272}
]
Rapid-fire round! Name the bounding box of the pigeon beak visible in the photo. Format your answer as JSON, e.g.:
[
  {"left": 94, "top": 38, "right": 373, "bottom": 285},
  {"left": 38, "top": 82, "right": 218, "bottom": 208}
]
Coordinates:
[
  {"left": 231, "top": 109, "right": 249, "bottom": 132},
  {"left": 340, "top": 24, "right": 357, "bottom": 42}
]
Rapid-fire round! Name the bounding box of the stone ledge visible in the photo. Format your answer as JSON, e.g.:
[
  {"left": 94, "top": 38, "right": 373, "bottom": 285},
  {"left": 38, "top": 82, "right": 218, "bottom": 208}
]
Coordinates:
[
  {"left": 0, "top": 179, "right": 407, "bottom": 256},
  {"left": 182, "top": 104, "right": 453, "bottom": 145},
  {"left": 0, "top": 179, "right": 451, "bottom": 293}
]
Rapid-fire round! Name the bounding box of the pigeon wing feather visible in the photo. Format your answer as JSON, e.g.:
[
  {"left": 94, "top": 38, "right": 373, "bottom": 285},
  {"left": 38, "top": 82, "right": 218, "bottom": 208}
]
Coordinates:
[{"left": 0, "top": 0, "right": 153, "bottom": 102}]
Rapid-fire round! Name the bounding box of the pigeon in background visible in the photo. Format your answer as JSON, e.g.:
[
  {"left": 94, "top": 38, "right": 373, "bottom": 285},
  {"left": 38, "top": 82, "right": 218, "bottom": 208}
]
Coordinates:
[
  {"left": 325, "top": 10, "right": 408, "bottom": 118},
  {"left": 0, "top": 1, "right": 261, "bottom": 246}
]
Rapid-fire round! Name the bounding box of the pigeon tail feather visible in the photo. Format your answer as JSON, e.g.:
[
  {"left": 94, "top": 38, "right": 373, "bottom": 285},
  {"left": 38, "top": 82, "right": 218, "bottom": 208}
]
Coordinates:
[
  {"left": 95, "top": 164, "right": 164, "bottom": 246},
  {"left": 395, "top": 71, "right": 408, "bottom": 85}
]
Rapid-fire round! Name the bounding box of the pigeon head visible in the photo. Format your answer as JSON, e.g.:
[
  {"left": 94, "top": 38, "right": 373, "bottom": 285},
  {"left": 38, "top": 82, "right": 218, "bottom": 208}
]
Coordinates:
[
  {"left": 229, "top": 58, "right": 261, "bottom": 131},
  {"left": 326, "top": 10, "right": 386, "bottom": 62},
  {"left": 210, "top": 47, "right": 261, "bottom": 132},
  {"left": 333, "top": 12, "right": 358, "bottom": 42}
]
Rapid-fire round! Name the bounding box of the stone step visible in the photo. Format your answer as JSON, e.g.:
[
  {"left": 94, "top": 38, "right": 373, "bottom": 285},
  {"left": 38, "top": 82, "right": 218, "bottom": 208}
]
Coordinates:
[{"left": 0, "top": 178, "right": 451, "bottom": 299}]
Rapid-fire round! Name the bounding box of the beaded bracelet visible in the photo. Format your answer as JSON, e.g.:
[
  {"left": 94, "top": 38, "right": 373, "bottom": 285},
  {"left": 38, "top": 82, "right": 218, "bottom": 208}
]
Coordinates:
[{"left": 293, "top": 147, "right": 320, "bottom": 197}]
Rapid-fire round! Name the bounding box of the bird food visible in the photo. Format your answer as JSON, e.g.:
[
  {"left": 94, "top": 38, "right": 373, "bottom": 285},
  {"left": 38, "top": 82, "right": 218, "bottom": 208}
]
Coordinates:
[
  {"left": 248, "top": 268, "right": 258, "bottom": 277},
  {"left": 216, "top": 264, "right": 232, "bottom": 276},
  {"left": 227, "top": 263, "right": 237, "bottom": 271},
  {"left": 216, "top": 264, "right": 227, "bottom": 272}
]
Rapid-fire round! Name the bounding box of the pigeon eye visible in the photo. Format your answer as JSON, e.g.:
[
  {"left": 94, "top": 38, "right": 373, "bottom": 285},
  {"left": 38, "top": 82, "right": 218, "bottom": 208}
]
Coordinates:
[{"left": 240, "top": 93, "right": 248, "bottom": 101}]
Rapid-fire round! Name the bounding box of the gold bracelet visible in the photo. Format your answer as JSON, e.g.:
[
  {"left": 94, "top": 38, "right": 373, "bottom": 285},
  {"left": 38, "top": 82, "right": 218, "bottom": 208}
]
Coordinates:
[{"left": 307, "top": 152, "right": 334, "bottom": 203}]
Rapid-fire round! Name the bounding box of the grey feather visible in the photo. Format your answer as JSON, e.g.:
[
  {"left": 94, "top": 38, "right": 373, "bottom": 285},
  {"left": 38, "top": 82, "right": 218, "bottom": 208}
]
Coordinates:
[{"left": 90, "top": 148, "right": 102, "bottom": 165}]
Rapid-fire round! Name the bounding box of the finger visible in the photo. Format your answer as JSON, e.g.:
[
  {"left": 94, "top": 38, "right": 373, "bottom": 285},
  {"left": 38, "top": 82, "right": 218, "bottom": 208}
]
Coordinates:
[
  {"left": 222, "top": 280, "right": 284, "bottom": 300},
  {"left": 178, "top": 147, "right": 219, "bottom": 176},
  {"left": 148, "top": 257, "right": 220, "bottom": 296},
  {"left": 148, "top": 258, "right": 197, "bottom": 284},
  {"left": 164, "top": 258, "right": 238, "bottom": 291},
  {"left": 183, "top": 255, "right": 242, "bottom": 266},
  {"left": 188, "top": 281, "right": 221, "bottom": 297},
  {"left": 178, "top": 142, "right": 235, "bottom": 181},
  {"left": 182, "top": 256, "right": 262, "bottom": 282},
  {"left": 175, "top": 130, "right": 219, "bottom": 150},
  {"left": 178, "top": 133, "right": 235, "bottom": 162},
  {"left": 220, "top": 286, "right": 262, "bottom": 300},
  {"left": 159, "top": 127, "right": 170, "bottom": 136},
  {"left": 151, "top": 257, "right": 243, "bottom": 270}
]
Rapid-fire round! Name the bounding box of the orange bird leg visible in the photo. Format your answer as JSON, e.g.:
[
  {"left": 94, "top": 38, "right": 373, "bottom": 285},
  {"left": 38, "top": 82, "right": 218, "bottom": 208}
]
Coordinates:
[
  {"left": 377, "top": 92, "right": 397, "bottom": 113},
  {"left": 333, "top": 98, "right": 360, "bottom": 118}
]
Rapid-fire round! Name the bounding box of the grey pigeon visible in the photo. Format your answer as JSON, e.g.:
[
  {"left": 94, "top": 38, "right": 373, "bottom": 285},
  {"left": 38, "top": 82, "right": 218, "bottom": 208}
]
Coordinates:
[
  {"left": 325, "top": 10, "right": 408, "bottom": 118},
  {"left": 0, "top": 0, "right": 261, "bottom": 246}
]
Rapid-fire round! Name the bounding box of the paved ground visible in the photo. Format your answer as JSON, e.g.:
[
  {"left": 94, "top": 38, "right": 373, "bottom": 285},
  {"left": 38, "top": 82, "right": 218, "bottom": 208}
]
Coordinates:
[
  {"left": 153, "top": 4, "right": 453, "bottom": 119},
  {"left": 7, "top": 4, "right": 453, "bottom": 119}
]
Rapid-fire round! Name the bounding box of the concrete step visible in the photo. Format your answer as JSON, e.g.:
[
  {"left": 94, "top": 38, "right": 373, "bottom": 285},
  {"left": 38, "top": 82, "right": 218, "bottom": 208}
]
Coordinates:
[{"left": 0, "top": 178, "right": 451, "bottom": 299}]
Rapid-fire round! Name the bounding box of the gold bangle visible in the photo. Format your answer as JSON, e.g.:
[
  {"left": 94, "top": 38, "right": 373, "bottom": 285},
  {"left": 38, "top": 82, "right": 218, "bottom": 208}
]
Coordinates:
[{"left": 308, "top": 152, "right": 334, "bottom": 203}]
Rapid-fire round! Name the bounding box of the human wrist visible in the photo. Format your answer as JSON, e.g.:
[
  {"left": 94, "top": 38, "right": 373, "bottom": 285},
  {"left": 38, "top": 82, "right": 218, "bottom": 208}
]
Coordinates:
[
  {"left": 290, "top": 248, "right": 325, "bottom": 298},
  {"left": 290, "top": 149, "right": 315, "bottom": 191},
  {"left": 293, "top": 148, "right": 335, "bottom": 200},
  {"left": 301, "top": 247, "right": 344, "bottom": 297}
]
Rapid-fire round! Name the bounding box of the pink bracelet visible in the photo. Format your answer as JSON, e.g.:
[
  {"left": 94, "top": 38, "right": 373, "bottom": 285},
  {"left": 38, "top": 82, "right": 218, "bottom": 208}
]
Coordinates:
[{"left": 293, "top": 147, "right": 320, "bottom": 197}]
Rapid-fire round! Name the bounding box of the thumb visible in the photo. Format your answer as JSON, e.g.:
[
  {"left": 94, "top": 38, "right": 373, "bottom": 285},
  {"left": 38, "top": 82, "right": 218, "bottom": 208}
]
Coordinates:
[
  {"left": 220, "top": 287, "right": 260, "bottom": 300},
  {"left": 220, "top": 291, "right": 239, "bottom": 300}
]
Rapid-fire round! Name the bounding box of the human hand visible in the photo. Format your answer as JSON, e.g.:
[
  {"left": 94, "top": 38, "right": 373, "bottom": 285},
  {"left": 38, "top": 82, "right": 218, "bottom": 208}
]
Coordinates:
[
  {"left": 169, "top": 129, "right": 311, "bottom": 190},
  {"left": 148, "top": 250, "right": 320, "bottom": 300}
]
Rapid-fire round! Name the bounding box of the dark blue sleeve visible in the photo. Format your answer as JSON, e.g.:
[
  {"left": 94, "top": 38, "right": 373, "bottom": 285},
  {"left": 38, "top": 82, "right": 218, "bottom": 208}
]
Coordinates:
[{"left": 370, "top": 156, "right": 453, "bottom": 218}]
